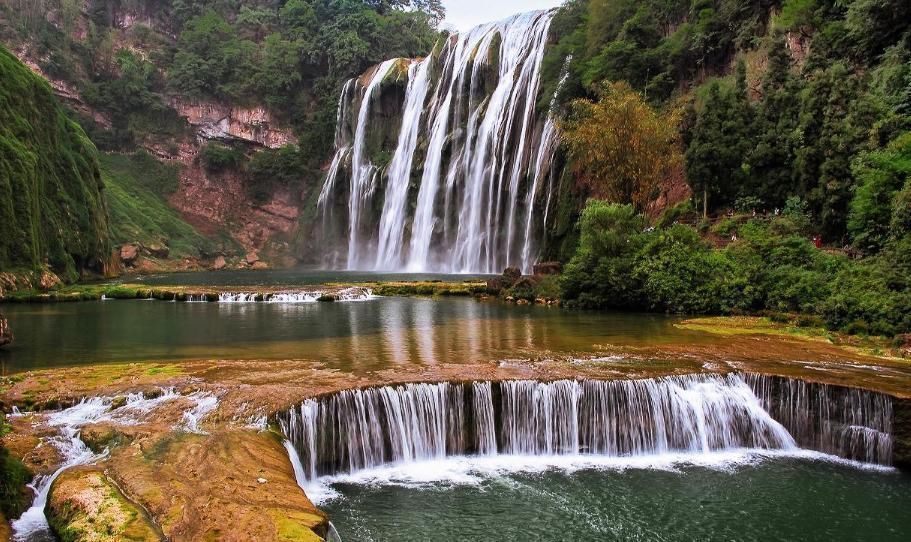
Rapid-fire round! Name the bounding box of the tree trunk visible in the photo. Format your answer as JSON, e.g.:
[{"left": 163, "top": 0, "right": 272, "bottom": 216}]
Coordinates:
[{"left": 703, "top": 189, "right": 708, "bottom": 219}]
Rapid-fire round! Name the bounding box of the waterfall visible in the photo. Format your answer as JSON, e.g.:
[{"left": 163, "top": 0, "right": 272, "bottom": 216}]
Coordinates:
[
  {"left": 318, "top": 11, "right": 560, "bottom": 274},
  {"left": 747, "top": 375, "right": 893, "bottom": 465},
  {"left": 277, "top": 374, "right": 894, "bottom": 482}
]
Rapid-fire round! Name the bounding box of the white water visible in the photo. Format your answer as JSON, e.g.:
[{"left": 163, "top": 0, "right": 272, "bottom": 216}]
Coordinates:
[
  {"left": 180, "top": 392, "right": 219, "bottom": 434},
  {"left": 319, "top": 11, "right": 560, "bottom": 274},
  {"left": 215, "top": 288, "right": 374, "bottom": 303},
  {"left": 346, "top": 59, "right": 399, "bottom": 269},
  {"left": 10, "top": 390, "right": 183, "bottom": 540},
  {"left": 279, "top": 374, "right": 894, "bottom": 492}
]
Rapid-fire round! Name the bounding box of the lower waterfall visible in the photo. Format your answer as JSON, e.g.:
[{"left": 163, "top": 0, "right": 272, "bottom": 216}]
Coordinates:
[{"left": 277, "top": 374, "right": 894, "bottom": 484}]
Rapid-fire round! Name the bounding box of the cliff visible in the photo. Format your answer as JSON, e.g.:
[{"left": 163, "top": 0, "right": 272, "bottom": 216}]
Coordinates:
[{"left": 0, "top": 46, "right": 111, "bottom": 281}]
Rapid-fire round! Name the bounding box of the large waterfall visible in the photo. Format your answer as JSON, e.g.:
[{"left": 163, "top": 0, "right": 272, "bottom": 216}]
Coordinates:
[
  {"left": 317, "top": 11, "right": 562, "bottom": 274},
  {"left": 278, "top": 374, "right": 895, "bottom": 482}
]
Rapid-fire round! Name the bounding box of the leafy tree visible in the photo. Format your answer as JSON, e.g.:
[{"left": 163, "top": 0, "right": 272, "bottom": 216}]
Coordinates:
[
  {"left": 564, "top": 81, "right": 681, "bottom": 210},
  {"left": 848, "top": 132, "right": 911, "bottom": 252},
  {"left": 685, "top": 60, "right": 753, "bottom": 215}
]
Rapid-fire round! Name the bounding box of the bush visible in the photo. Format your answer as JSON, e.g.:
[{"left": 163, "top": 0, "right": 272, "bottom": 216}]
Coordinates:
[
  {"left": 201, "top": 143, "right": 245, "bottom": 173},
  {"left": 561, "top": 200, "right": 910, "bottom": 336}
]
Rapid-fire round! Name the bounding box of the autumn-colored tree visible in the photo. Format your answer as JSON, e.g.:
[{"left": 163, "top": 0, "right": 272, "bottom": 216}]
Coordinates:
[{"left": 563, "top": 81, "right": 682, "bottom": 210}]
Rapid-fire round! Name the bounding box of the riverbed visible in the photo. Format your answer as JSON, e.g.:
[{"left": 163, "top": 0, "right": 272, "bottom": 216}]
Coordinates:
[{"left": 2, "top": 271, "right": 910, "bottom": 542}]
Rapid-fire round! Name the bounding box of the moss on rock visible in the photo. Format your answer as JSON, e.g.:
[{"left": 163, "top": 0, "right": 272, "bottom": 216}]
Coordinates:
[
  {"left": 47, "top": 467, "right": 161, "bottom": 542},
  {"left": 0, "top": 46, "right": 111, "bottom": 282}
]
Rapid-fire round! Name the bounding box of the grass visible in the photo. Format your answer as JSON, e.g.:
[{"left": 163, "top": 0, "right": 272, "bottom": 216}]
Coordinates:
[
  {"left": 676, "top": 315, "right": 907, "bottom": 360},
  {"left": 101, "top": 152, "right": 215, "bottom": 259}
]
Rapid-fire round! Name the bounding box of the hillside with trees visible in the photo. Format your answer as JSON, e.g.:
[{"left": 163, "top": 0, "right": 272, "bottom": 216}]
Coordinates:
[{"left": 545, "top": 0, "right": 911, "bottom": 337}]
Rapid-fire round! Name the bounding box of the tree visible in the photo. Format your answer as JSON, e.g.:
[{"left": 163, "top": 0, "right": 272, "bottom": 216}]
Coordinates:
[
  {"left": 685, "top": 60, "right": 754, "bottom": 216},
  {"left": 848, "top": 132, "right": 911, "bottom": 252},
  {"left": 563, "top": 81, "right": 682, "bottom": 210}
]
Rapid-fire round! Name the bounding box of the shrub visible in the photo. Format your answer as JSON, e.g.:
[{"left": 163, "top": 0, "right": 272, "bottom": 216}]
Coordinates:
[{"left": 201, "top": 143, "right": 245, "bottom": 173}]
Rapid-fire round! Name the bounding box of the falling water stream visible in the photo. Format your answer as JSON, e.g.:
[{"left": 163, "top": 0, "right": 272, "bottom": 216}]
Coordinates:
[
  {"left": 319, "top": 11, "right": 560, "bottom": 273},
  {"left": 278, "top": 374, "right": 904, "bottom": 541}
]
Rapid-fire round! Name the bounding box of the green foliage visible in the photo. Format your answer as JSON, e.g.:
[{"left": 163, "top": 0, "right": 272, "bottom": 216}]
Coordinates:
[
  {"left": 0, "top": 45, "right": 110, "bottom": 280},
  {"left": 684, "top": 64, "right": 752, "bottom": 213},
  {"left": 247, "top": 145, "right": 308, "bottom": 203},
  {"left": 101, "top": 152, "right": 214, "bottom": 258},
  {"left": 1, "top": 413, "right": 32, "bottom": 519},
  {"left": 848, "top": 132, "right": 911, "bottom": 252},
  {"left": 201, "top": 143, "right": 245, "bottom": 173},
  {"left": 561, "top": 201, "right": 911, "bottom": 336}
]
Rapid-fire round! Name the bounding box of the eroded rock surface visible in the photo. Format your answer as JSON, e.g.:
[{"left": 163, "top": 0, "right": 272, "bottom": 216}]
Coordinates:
[{"left": 47, "top": 467, "right": 161, "bottom": 542}]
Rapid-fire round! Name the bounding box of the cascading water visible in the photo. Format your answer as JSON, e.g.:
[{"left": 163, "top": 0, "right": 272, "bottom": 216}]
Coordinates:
[
  {"left": 318, "top": 11, "right": 561, "bottom": 274},
  {"left": 747, "top": 375, "right": 893, "bottom": 465},
  {"left": 278, "top": 374, "right": 894, "bottom": 484}
]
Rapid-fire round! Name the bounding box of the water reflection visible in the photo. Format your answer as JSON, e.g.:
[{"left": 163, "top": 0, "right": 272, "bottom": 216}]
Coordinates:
[{"left": 0, "top": 298, "right": 692, "bottom": 374}]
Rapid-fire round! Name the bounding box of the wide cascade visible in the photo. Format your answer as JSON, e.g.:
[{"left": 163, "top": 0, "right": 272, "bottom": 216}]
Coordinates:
[
  {"left": 277, "top": 374, "right": 895, "bottom": 482},
  {"left": 317, "top": 10, "right": 562, "bottom": 274}
]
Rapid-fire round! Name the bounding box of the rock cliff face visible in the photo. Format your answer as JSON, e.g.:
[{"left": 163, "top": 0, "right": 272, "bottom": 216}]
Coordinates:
[
  {"left": 169, "top": 164, "right": 301, "bottom": 263},
  {"left": 3, "top": 7, "right": 305, "bottom": 273},
  {"left": 170, "top": 99, "right": 293, "bottom": 149}
]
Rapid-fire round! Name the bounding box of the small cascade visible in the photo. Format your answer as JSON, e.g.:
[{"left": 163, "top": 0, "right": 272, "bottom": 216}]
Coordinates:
[
  {"left": 279, "top": 374, "right": 894, "bottom": 483},
  {"left": 747, "top": 375, "right": 893, "bottom": 465},
  {"left": 10, "top": 389, "right": 184, "bottom": 541},
  {"left": 267, "top": 292, "right": 322, "bottom": 303},
  {"left": 185, "top": 294, "right": 209, "bottom": 303},
  {"left": 216, "top": 289, "right": 373, "bottom": 303},
  {"left": 318, "top": 11, "right": 561, "bottom": 274}
]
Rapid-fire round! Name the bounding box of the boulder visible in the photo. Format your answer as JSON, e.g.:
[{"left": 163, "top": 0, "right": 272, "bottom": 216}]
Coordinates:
[
  {"left": 251, "top": 261, "right": 269, "bottom": 270},
  {"left": 120, "top": 243, "right": 140, "bottom": 266},
  {"left": 533, "top": 261, "right": 563, "bottom": 276},
  {"left": 0, "top": 312, "right": 12, "bottom": 348},
  {"left": 245, "top": 251, "right": 260, "bottom": 265},
  {"left": 147, "top": 242, "right": 170, "bottom": 259},
  {"left": 47, "top": 467, "right": 159, "bottom": 542},
  {"left": 39, "top": 270, "right": 62, "bottom": 290},
  {"left": 503, "top": 267, "right": 522, "bottom": 281},
  {"left": 213, "top": 255, "right": 227, "bottom": 270}
]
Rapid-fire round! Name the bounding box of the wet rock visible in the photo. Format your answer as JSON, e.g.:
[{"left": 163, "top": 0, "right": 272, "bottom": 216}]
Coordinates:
[
  {"left": 47, "top": 467, "right": 160, "bottom": 542},
  {"left": 81, "top": 423, "right": 131, "bottom": 454},
  {"left": 0, "top": 311, "right": 12, "bottom": 348},
  {"left": 532, "top": 261, "right": 563, "bottom": 276},
  {"left": 213, "top": 255, "right": 227, "bottom": 270},
  {"left": 487, "top": 267, "right": 523, "bottom": 294},
  {"left": 120, "top": 243, "right": 140, "bottom": 266}
]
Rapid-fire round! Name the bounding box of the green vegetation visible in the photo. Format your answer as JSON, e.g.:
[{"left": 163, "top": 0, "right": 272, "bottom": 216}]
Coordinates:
[
  {"left": 101, "top": 152, "right": 217, "bottom": 258},
  {"left": 544, "top": 0, "right": 911, "bottom": 240},
  {"left": 0, "top": 412, "right": 32, "bottom": 519},
  {"left": 561, "top": 201, "right": 911, "bottom": 336},
  {"left": 0, "top": 0, "right": 441, "bottom": 161},
  {"left": 547, "top": 0, "right": 911, "bottom": 338},
  {"left": 0, "top": 45, "right": 111, "bottom": 282}
]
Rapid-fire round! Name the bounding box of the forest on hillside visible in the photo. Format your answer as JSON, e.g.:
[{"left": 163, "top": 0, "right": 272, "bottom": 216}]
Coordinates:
[{"left": 537, "top": 0, "right": 911, "bottom": 337}]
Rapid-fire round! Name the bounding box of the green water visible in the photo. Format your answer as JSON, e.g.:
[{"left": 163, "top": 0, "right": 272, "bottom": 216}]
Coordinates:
[
  {"left": 0, "top": 296, "right": 700, "bottom": 373},
  {"left": 323, "top": 458, "right": 911, "bottom": 541}
]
